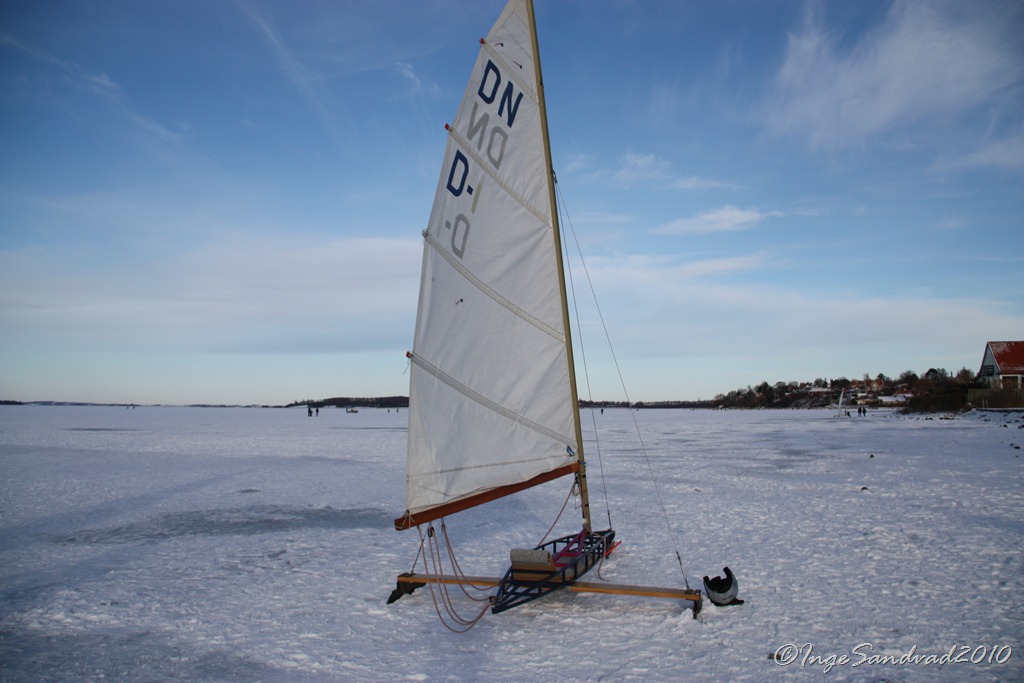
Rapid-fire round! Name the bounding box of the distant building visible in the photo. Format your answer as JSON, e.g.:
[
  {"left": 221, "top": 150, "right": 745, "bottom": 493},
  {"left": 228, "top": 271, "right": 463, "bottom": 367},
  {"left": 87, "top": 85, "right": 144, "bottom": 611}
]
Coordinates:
[{"left": 977, "top": 341, "right": 1024, "bottom": 391}]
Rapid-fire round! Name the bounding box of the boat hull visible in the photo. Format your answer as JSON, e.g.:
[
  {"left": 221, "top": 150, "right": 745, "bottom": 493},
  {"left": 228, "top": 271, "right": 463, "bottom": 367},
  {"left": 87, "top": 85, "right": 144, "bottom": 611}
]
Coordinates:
[{"left": 490, "top": 528, "right": 616, "bottom": 614}]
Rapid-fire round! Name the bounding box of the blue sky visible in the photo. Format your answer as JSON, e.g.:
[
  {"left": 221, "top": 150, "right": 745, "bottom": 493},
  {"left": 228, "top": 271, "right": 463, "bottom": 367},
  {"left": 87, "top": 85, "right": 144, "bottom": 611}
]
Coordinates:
[{"left": 1, "top": 0, "right": 1021, "bottom": 405}]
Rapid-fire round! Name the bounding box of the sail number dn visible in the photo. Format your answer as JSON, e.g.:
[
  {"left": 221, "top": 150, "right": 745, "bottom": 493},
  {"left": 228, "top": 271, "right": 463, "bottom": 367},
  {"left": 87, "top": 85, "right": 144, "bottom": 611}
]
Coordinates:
[{"left": 442, "top": 58, "right": 523, "bottom": 259}]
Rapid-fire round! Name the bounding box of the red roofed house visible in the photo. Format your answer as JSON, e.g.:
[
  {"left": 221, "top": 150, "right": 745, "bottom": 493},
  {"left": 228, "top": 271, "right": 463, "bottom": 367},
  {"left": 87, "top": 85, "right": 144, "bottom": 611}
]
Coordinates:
[{"left": 977, "top": 341, "right": 1024, "bottom": 391}]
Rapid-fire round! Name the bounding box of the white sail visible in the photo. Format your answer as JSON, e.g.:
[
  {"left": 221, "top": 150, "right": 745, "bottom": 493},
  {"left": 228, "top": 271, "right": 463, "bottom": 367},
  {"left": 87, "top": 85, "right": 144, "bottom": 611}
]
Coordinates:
[{"left": 402, "top": 0, "right": 577, "bottom": 524}]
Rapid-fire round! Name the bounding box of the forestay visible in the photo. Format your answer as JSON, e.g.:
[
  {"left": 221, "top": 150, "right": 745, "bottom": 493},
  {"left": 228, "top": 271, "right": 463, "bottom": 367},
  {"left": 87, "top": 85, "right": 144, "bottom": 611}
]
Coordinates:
[{"left": 402, "top": 0, "right": 577, "bottom": 526}]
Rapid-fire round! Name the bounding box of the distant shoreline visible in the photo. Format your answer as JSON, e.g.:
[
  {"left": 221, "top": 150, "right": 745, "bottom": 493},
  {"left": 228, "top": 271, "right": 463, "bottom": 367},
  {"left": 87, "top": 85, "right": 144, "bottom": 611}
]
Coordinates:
[
  {"left": 1, "top": 398, "right": 719, "bottom": 409},
  {"left": 4, "top": 402, "right": 1018, "bottom": 416}
]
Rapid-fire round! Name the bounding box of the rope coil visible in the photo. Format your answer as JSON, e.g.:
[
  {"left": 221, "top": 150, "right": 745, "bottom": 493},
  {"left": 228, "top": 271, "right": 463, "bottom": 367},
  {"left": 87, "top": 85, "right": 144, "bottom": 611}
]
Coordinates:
[{"left": 416, "top": 522, "right": 490, "bottom": 632}]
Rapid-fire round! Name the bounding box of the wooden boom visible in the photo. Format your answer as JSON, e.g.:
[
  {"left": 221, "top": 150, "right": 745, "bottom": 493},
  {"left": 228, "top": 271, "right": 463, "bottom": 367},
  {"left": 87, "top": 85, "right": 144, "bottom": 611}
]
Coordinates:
[{"left": 394, "top": 463, "right": 579, "bottom": 530}]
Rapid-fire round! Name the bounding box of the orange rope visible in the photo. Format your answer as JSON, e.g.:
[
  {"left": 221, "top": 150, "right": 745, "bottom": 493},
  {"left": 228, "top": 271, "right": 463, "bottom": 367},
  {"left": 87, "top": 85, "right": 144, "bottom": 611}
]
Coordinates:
[
  {"left": 417, "top": 523, "right": 490, "bottom": 633},
  {"left": 440, "top": 522, "right": 493, "bottom": 598}
]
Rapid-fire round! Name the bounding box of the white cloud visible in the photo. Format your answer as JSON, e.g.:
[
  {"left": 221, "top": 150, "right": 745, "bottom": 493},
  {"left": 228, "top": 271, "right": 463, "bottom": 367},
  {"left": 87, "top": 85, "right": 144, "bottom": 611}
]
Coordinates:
[
  {"left": 0, "top": 237, "right": 422, "bottom": 354},
  {"left": 614, "top": 151, "right": 672, "bottom": 185},
  {"left": 238, "top": 1, "right": 342, "bottom": 144},
  {"left": 611, "top": 152, "right": 733, "bottom": 191},
  {"left": 0, "top": 32, "right": 183, "bottom": 145},
  {"left": 936, "top": 129, "right": 1024, "bottom": 171},
  {"left": 395, "top": 61, "right": 439, "bottom": 98},
  {"left": 765, "top": 0, "right": 1023, "bottom": 150},
  {"left": 564, "top": 251, "right": 1020, "bottom": 399},
  {"left": 655, "top": 205, "right": 783, "bottom": 235},
  {"left": 569, "top": 211, "right": 634, "bottom": 226},
  {"left": 0, "top": 32, "right": 120, "bottom": 99},
  {"left": 675, "top": 176, "right": 737, "bottom": 191},
  {"left": 583, "top": 253, "right": 769, "bottom": 286}
]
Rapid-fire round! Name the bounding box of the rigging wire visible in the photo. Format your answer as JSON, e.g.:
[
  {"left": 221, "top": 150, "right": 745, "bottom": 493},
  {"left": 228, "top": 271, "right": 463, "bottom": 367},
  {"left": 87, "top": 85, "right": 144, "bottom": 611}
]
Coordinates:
[
  {"left": 537, "top": 478, "right": 579, "bottom": 546},
  {"left": 556, "top": 181, "right": 613, "bottom": 532},
  {"left": 555, "top": 181, "right": 692, "bottom": 590}
]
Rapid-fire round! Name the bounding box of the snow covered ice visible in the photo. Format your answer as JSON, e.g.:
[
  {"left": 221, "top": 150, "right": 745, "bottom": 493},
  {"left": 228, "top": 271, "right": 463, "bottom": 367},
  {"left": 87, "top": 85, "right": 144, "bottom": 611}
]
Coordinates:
[{"left": 1, "top": 405, "right": 1021, "bottom": 682}]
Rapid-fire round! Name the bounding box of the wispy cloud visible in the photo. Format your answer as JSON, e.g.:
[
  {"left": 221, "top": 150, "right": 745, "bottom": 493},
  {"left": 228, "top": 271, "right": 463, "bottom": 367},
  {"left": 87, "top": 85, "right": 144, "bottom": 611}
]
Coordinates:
[
  {"left": 572, "top": 251, "right": 1020, "bottom": 385},
  {"left": 1, "top": 32, "right": 120, "bottom": 99},
  {"left": 765, "top": 0, "right": 1024, "bottom": 152},
  {"left": 0, "top": 237, "right": 421, "bottom": 354},
  {"left": 612, "top": 151, "right": 735, "bottom": 191},
  {"left": 675, "top": 176, "right": 736, "bottom": 190},
  {"left": 613, "top": 151, "right": 672, "bottom": 185},
  {"left": 936, "top": 129, "right": 1024, "bottom": 171},
  {"left": 395, "top": 62, "right": 438, "bottom": 97},
  {"left": 237, "top": 1, "right": 342, "bottom": 144},
  {"left": 586, "top": 252, "right": 769, "bottom": 283},
  {"left": 569, "top": 211, "right": 634, "bottom": 226},
  {"left": 0, "top": 32, "right": 182, "bottom": 145},
  {"left": 655, "top": 205, "right": 784, "bottom": 235},
  {"left": 394, "top": 60, "right": 441, "bottom": 134}
]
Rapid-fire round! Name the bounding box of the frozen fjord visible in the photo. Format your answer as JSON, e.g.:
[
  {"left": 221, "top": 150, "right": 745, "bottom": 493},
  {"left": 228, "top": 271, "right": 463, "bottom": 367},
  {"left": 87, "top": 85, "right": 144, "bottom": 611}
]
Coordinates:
[{"left": 0, "top": 405, "right": 1021, "bottom": 682}]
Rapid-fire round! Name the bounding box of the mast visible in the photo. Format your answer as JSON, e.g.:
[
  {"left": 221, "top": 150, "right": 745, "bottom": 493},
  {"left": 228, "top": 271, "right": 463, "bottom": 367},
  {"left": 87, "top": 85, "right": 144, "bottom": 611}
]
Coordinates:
[{"left": 526, "top": 0, "right": 592, "bottom": 532}]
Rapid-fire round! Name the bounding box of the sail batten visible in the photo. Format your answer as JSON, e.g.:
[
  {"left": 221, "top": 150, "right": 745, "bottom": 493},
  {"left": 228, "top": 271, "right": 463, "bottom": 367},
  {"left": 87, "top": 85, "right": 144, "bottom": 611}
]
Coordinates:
[
  {"left": 421, "top": 232, "right": 563, "bottom": 341},
  {"left": 403, "top": 0, "right": 578, "bottom": 522},
  {"left": 478, "top": 40, "right": 537, "bottom": 108},
  {"left": 446, "top": 125, "right": 550, "bottom": 226},
  {"left": 407, "top": 351, "right": 574, "bottom": 447}
]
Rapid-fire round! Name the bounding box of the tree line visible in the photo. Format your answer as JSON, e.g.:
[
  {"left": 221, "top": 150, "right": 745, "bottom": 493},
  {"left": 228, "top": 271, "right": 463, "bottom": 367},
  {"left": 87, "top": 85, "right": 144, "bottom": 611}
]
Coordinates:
[
  {"left": 708, "top": 367, "right": 977, "bottom": 411},
  {"left": 292, "top": 367, "right": 982, "bottom": 413},
  {"left": 287, "top": 396, "right": 409, "bottom": 409}
]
